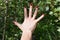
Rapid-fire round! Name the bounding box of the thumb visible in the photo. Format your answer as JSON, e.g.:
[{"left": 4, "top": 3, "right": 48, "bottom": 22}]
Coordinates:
[{"left": 13, "top": 21, "right": 22, "bottom": 30}]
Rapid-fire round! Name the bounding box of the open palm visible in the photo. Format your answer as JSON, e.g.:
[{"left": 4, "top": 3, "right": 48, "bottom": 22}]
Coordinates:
[{"left": 13, "top": 4, "right": 44, "bottom": 32}]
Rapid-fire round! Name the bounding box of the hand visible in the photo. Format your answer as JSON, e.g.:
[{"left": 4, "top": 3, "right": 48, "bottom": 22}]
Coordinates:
[{"left": 13, "top": 4, "right": 44, "bottom": 32}]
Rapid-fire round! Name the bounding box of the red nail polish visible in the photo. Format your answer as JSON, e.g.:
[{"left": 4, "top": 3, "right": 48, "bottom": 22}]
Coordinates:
[
  {"left": 30, "top": 3, "right": 33, "bottom": 6},
  {"left": 24, "top": 5, "right": 26, "bottom": 8},
  {"left": 35, "top": 6, "right": 39, "bottom": 8},
  {"left": 36, "top": 6, "right": 39, "bottom": 8}
]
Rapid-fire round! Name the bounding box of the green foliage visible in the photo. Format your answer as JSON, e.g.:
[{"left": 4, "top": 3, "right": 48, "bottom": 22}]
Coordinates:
[{"left": 0, "top": 0, "right": 60, "bottom": 40}]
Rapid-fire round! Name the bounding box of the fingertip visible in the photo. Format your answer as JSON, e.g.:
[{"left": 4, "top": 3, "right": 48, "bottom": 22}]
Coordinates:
[
  {"left": 24, "top": 5, "right": 26, "bottom": 8},
  {"left": 12, "top": 21, "right": 15, "bottom": 23},
  {"left": 42, "top": 14, "right": 45, "bottom": 17},
  {"left": 35, "top": 6, "right": 39, "bottom": 8},
  {"left": 42, "top": 14, "right": 44, "bottom": 15},
  {"left": 40, "top": 14, "right": 45, "bottom": 18},
  {"left": 30, "top": 2, "right": 33, "bottom": 6}
]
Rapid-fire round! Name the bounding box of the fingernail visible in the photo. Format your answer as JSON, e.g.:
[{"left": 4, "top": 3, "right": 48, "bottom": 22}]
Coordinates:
[
  {"left": 30, "top": 3, "right": 33, "bottom": 6},
  {"left": 35, "top": 6, "right": 39, "bottom": 8},
  {"left": 24, "top": 5, "right": 26, "bottom": 8},
  {"left": 42, "top": 14, "right": 45, "bottom": 16}
]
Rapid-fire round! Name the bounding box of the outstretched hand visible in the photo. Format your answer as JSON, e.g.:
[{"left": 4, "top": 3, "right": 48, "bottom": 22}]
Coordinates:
[{"left": 13, "top": 4, "right": 44, "bottom": 32}]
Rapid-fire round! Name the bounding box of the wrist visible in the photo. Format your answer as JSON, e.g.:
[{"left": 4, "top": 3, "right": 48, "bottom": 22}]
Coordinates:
[
  {"left": 23, "top": 30, "right": 32, "bottom": 34},
  {"left": 21, "top": 30, "right": 32, "bottom": 40}
]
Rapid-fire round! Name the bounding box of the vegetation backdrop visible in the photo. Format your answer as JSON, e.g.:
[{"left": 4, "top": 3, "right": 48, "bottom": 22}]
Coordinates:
[{"left": 0, "top": 0, "right": 60, "bottom": 40}]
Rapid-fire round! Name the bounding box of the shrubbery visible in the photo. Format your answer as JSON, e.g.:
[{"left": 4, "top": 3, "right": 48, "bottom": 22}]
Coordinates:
[{"left": 0, "top": 0, "right": 60, "bottom": 40}]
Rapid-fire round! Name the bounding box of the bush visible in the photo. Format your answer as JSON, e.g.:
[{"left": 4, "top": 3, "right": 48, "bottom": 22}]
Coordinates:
[{"left": 0, "top": 0, "right": 60, "bottom": 40}]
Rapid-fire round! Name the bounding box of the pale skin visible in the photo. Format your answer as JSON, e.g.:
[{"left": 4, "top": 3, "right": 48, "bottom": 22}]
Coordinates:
[{"left": 13, "top": 4, "right": 45, "bottom": 40}]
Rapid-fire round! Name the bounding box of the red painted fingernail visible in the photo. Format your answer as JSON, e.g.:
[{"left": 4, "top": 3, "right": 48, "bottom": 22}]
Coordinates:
[
  {"left": 35, "top": 6, "right": 39, "bottom": 9},
  {"left": 35, "top": 6, "right": 39, "bottom": 8},
  {"left": 24, "top": 5, "right": 26, "bottom": 8},
  {"left": 30, "top": 3, "right": 33, "bottom": 6}
]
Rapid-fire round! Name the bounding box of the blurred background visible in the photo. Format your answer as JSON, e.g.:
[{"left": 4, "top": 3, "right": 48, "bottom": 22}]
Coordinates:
[{"left": 0, "top": 0, "right": 60, "bottom": 40}]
